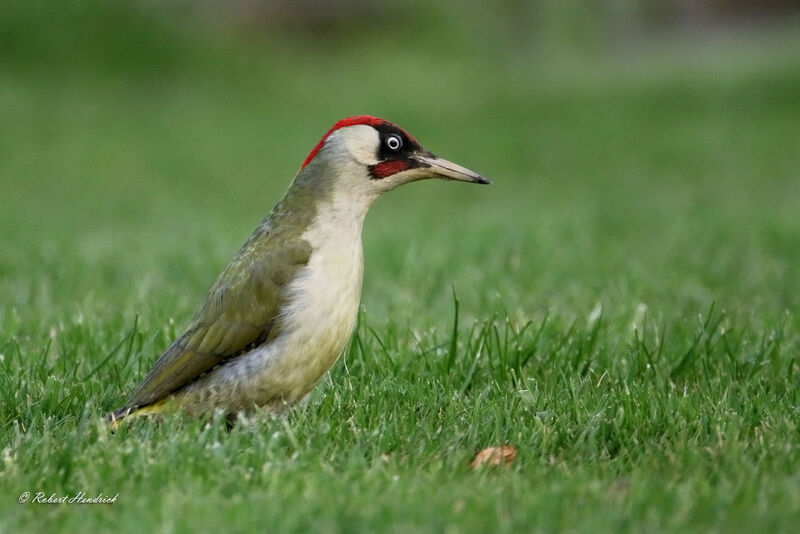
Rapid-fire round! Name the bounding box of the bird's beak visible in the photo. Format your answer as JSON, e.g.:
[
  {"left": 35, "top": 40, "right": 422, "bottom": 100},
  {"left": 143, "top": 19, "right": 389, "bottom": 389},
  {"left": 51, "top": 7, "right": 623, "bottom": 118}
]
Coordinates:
[{"left": 414, "top": 154, "right": 491, "bottom": 185}]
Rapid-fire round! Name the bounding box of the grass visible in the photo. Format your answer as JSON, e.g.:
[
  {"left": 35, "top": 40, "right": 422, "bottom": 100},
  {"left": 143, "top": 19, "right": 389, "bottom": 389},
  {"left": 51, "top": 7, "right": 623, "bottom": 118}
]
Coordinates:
[{"left": 1, "top": 2, "right": 800, "bottom": 532}]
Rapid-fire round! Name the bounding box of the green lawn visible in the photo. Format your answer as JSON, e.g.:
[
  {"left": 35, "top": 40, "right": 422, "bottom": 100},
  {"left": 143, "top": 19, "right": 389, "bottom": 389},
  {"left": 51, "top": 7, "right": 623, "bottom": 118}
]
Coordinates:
[{"left": 1, "top": 3, "right": 799, "bottom": 532}]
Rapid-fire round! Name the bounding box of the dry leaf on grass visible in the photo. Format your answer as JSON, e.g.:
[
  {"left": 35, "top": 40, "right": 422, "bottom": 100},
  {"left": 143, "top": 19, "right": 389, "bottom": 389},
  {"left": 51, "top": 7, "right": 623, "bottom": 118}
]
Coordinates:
[{"left": 469, "top": 445, "right": 517, "bottom": 469}]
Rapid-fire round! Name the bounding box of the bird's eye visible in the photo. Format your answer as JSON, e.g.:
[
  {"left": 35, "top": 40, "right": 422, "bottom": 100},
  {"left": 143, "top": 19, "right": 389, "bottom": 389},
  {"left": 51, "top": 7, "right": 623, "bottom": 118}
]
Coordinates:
[{"left": 385, "top": 134, "right": 403, "bottom": 152}]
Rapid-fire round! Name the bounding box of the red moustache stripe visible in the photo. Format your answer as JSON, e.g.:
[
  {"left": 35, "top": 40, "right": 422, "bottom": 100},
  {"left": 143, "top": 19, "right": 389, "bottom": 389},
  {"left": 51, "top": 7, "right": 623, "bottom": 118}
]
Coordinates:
[{"left": 370, "top": 160, "right": 410, "bottom": 179}]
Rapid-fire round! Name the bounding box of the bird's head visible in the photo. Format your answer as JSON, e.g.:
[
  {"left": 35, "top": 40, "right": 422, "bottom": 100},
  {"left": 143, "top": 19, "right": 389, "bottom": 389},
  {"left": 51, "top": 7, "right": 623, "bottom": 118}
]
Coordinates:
[{"left": 296, "top": 116, "right": 490, "bottom": 201}]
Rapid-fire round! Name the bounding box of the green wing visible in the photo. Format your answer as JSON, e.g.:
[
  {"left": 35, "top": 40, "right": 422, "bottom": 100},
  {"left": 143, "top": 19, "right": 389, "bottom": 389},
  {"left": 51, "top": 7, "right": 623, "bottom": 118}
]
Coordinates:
[{"left": 126, "top": 224, "right": 311, "bottom": 409}]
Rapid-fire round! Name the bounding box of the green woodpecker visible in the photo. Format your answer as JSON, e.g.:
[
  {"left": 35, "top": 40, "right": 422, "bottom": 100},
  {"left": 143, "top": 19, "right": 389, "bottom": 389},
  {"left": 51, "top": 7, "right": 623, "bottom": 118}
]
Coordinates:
[{"left": 109, "top": 115, "right": 489, "bottom": 423}]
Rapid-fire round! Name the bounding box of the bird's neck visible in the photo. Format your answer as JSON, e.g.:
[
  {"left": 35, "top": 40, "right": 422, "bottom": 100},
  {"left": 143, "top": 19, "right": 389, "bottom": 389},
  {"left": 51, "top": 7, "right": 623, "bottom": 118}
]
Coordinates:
[{"left": 276, "top": 161, "right": 377, "bottom": 237}]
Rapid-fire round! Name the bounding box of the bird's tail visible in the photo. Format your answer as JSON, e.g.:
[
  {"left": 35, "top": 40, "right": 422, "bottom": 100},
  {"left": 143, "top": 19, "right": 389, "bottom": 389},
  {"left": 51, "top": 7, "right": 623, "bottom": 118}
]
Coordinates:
[{"left": 106, "top": 400, "right": 169, "bottom": 428}]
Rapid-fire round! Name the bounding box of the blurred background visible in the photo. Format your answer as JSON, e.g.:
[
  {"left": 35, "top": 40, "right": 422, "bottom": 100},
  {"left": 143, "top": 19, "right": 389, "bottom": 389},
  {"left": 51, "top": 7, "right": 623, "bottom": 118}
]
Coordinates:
[{"left": 1, "top": 0, "right": 800, "bottom": 336}]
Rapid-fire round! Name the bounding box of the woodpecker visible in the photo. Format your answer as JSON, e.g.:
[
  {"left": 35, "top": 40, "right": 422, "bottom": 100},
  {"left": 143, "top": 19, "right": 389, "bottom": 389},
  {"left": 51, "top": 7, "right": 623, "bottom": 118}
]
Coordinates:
[{"left": 109, "top": 115, "right": 489, "bottom": 423}]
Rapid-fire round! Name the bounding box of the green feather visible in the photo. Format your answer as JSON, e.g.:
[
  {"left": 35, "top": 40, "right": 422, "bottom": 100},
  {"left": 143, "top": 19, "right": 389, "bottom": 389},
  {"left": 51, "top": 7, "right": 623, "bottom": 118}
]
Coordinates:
[{"left": 123, "top": 168, "right": 331, "bottom": 411}]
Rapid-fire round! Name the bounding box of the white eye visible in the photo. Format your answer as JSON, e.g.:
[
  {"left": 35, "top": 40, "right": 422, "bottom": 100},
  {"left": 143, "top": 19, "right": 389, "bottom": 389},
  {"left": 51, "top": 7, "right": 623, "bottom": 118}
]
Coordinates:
[{"left": 386, "top": 134, "right": 402, "bottom": 151}]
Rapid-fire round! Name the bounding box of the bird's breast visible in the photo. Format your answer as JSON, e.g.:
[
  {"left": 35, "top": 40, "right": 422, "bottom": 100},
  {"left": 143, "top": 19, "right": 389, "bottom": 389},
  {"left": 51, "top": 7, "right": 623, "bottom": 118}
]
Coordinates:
[{"left": 260, "top": 208, "right": 366, "bottom": 402}]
